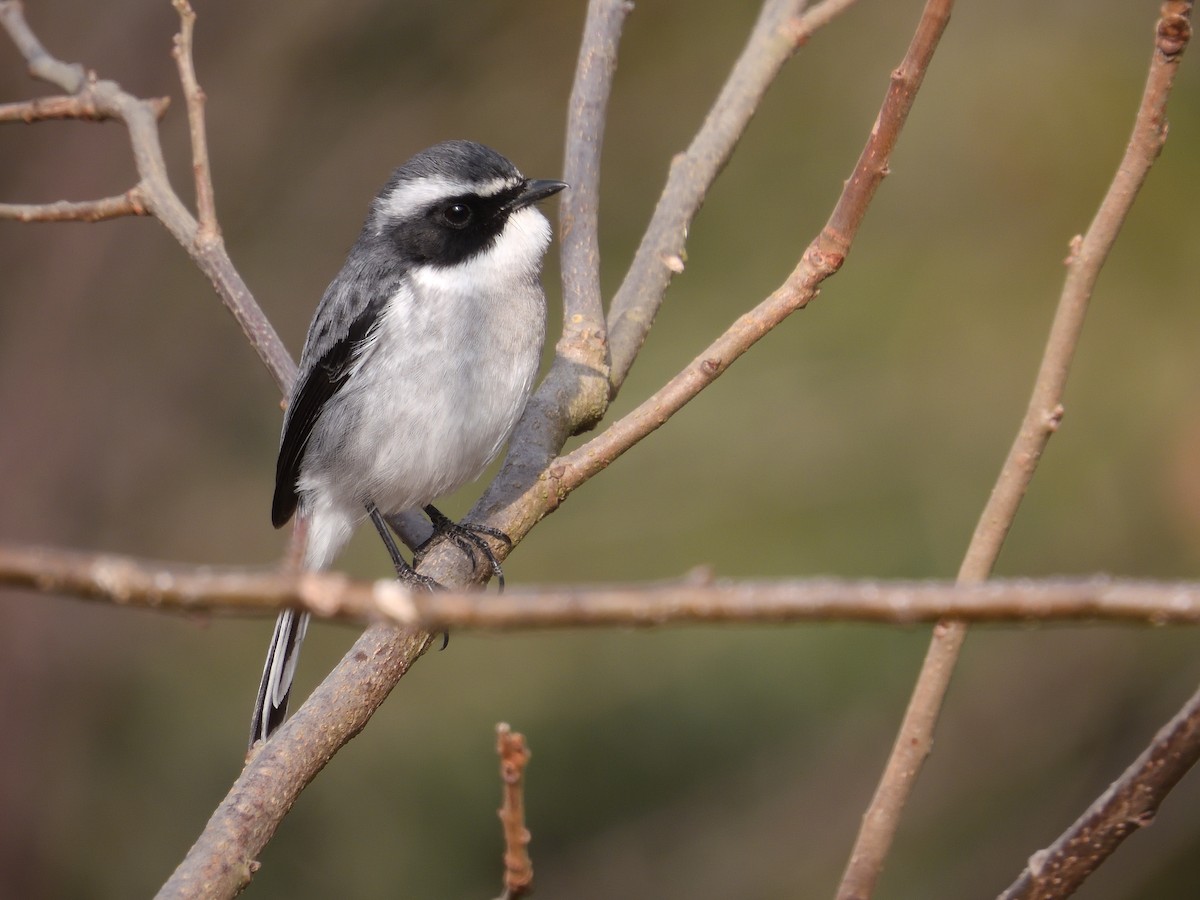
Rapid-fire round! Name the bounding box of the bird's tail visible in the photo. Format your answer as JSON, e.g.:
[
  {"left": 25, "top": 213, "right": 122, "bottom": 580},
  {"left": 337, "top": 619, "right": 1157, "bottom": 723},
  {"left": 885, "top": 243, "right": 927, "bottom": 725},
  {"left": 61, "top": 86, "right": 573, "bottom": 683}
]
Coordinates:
[{"left": 249, "top": 607, "right": 310, "bottom": 749}]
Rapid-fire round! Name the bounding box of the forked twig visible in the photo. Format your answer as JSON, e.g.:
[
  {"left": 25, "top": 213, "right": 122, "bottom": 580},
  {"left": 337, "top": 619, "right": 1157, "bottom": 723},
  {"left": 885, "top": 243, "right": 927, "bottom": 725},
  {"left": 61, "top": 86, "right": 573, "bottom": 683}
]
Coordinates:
[
  {"left": 0, "top": 0, "right": 296, "bottom": 391},
  {"left": 170, "top": 0, "right": 218, "bottom": 241},
  {"left": 836, "top": 5, "right": 1193, "bottom": 898}
]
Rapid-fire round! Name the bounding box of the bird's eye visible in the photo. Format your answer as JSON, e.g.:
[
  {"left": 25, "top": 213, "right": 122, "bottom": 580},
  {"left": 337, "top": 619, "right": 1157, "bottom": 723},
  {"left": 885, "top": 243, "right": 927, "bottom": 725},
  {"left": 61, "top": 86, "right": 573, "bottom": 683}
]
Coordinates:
[{"left": 442, "top": 202, "right": 472, "bottom": 228}]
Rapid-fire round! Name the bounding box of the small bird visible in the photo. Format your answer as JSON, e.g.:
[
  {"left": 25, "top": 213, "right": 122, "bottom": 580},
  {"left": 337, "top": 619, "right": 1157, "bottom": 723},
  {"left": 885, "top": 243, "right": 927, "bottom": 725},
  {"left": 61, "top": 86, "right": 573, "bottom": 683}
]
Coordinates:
[{"left": 250, "top": 141, "right": 566, "bottom": 746}]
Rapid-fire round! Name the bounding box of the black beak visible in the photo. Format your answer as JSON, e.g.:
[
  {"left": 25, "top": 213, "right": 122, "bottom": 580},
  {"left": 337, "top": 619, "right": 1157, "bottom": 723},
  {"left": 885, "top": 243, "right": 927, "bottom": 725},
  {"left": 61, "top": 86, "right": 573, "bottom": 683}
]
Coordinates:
[{"left": 511, "top": 179, "right": 568, "bottom": 211}]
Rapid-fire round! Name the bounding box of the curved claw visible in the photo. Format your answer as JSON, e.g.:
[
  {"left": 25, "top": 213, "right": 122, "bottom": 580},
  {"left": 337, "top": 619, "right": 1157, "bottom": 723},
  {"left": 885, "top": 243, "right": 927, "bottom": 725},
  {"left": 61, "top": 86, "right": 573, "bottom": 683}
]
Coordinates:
[{"left": 419, "top": 505, "right": 510, "bottom": 591}]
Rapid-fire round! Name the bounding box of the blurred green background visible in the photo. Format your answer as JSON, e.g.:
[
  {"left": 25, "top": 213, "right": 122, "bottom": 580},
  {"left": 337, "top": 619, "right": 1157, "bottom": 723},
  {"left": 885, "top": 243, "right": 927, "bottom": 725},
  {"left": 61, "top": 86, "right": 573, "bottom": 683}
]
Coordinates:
[{"left": 2, "top": 1, "right": 1199, "bottom": 897}]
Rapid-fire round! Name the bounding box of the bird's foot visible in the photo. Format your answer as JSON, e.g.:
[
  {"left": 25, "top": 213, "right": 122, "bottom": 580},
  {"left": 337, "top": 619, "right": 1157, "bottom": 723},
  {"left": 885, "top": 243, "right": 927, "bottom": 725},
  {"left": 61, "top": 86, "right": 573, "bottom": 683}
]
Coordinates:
[
  {"left": 416, "top": 504, "right": 512, "bottom": 591},
  {"left": 367, "top": 501, "right": 443, "bottom": 590},
  {"left": 395, "top": 564, "right": 441, "bottom": 592}
]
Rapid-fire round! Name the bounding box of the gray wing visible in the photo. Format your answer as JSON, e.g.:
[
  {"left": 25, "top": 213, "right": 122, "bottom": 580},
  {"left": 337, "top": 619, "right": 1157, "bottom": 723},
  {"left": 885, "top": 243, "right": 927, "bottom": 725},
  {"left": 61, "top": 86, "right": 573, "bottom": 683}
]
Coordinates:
[{"left": 271, "top": 242, "right": 406, "bottom": 528}]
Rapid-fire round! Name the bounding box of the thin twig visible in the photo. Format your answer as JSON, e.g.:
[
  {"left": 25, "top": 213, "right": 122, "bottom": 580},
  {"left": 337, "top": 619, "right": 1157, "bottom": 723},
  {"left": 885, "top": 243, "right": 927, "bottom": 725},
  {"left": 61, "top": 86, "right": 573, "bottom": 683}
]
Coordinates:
[
  {"left": 0, "top": 188, "right": 148, "bottom": 222},
  {"left": 494, "top": 724, "right": 534, "bottom": 900},
  {"left": 836, "top": 4, "right": 1192, "bottom": 898},
  {"left": 0, "top": 92, "right": 169, "bottom": 122},
  {"left": 170, "top": 0, "right": 218, "bottom": 241},
  {"left": 999, "top": 9, "right": 1197, "bottom": 898},
  {"left": 13, "top": 543, "right": 1200, "bottom": 629},
  {"left": 555, "top": 0, "right": 631, "bottom": 434},
  {"left": 1000, "top": 675, "right": 1200, "bottom": 898}
]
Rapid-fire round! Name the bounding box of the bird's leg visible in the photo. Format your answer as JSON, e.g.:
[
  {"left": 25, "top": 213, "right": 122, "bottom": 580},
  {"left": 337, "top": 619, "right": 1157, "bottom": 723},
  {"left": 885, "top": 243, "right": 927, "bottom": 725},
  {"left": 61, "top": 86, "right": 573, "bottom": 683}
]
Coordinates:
[
  {"left": 415, "top": 504, "right": 511, "bottom": 591},
  {"left": 366, "top": 503, "right": 440, "bottom": 590}
]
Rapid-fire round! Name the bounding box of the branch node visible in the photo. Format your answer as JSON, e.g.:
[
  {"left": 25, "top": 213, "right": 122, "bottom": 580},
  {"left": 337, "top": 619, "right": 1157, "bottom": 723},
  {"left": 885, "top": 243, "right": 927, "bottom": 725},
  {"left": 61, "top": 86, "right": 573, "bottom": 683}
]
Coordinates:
[
  {"left": 1046, "top": 404, "right": 1065, "bottom": 432},
  {"left": 1064, "top": 234, "right": 1084, "bottom": 265},
  {"left": 1157, "top": 12, "right": 1192, "bottom": 58},
  {"left": 1027, "top": 849, "right": 1049, "bottom": 877}
]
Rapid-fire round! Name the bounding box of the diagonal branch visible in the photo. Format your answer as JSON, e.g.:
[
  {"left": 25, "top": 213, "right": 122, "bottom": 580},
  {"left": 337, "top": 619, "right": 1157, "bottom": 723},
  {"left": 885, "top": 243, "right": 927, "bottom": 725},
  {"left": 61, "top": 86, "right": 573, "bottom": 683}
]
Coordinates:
[
  {"left": 999, "top": 673, "right": 1200, "bottom": 898},
  {"left": 835, "top": 4, "right": 1193, "bottom": 898}
]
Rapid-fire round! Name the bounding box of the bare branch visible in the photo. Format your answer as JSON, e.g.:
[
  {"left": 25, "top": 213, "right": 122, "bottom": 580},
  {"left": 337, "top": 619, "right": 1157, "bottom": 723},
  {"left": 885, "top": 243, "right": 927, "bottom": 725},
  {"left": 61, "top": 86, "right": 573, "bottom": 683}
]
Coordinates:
[
  {"left": 556, "top": 0, "right": 631, "bottom": 433},
  {"left": 170, "top": 0, "right": 218, "bottom": 241},
  {"left": 1000, "top": 677, "right": 1200, "bottom": 898},
  {"left": 0, "top": 0, "right": 296, "bottom": 393},
  {"left": 0, "top": 188, "right": 148, "bottom": 222},
  {"left": 0, "top": 92, "right": 169, "bottom": 122},
  {"left": 494, "top": 724, "right": 534, "bottom": 900},
  {"left": 606, "top": 0, "right": 862, "bottom": 392},
  {"left": 836, "top": 4, "right": 1193, "bottom": 897},
  {"left": 160, "top": 626, "right": 435, "bottom": 899},
  {"left": 12, "top": 543, "right": 1200, "bottom": 629}
]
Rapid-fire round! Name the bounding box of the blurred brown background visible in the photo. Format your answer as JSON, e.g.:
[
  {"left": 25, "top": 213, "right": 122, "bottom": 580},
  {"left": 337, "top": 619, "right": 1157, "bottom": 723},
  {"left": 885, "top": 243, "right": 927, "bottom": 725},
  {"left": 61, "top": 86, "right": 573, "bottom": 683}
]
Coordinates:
[{"left": 2, "top": 1, "right": 1199, "bottom": 897}]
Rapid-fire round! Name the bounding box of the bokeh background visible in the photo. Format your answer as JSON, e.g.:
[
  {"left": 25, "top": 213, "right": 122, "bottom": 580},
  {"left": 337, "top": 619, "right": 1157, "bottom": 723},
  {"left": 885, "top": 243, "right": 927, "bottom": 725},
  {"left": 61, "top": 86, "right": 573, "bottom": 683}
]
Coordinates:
[{"left": 2, "top": 1, "right": 1199, "bottom": 897}]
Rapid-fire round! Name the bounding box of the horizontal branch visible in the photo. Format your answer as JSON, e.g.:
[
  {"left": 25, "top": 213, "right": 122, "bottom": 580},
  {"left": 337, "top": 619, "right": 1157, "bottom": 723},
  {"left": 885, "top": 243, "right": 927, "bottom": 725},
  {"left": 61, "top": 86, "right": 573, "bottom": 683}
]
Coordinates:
[
  {"left": 0, "top": 92, "right": 169, "bottom": 122},
  {"left": 0, "top": 188, "right": 148, "bottom": 222},
  {"left": 5, "top": 543, "right": 1200, "bottom": 628}
]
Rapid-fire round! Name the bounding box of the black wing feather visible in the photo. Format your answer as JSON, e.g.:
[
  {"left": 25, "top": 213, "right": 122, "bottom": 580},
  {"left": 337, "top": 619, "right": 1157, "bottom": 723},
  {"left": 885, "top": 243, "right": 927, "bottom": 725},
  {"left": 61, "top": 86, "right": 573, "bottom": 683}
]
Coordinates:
[{"left": 271, "top": 294, "right": 388, "bottom": 528}]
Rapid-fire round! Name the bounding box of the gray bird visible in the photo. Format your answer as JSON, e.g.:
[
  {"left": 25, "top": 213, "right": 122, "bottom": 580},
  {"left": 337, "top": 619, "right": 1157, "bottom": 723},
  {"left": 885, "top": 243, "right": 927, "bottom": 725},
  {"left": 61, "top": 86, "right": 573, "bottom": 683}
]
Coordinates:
[{"left": 251, "top": 141, "right": 566, "bottom": 746}]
